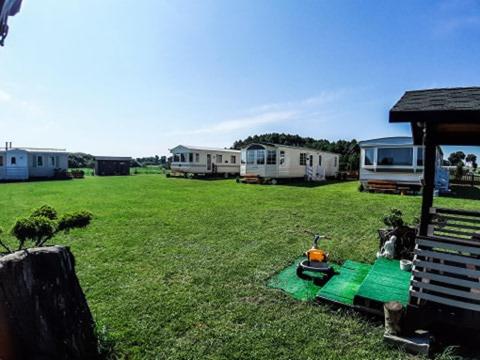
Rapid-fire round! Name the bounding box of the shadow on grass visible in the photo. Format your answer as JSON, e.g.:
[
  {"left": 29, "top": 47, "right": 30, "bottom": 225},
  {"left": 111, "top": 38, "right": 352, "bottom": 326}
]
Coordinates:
[
  {"left": 280, "top": 179, "right": 357, "bottom": 188},
  {"left": 167, "top": 175, "right": 234, "bottom": 181},
  {"left": 441, "top": 185, "right": 480, "bottom": 200}
]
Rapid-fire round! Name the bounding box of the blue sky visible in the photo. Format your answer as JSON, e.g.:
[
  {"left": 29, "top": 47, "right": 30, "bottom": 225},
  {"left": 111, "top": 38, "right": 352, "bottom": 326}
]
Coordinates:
[{"left": 1, "top": 0, "right": 480, "bottom": 157}]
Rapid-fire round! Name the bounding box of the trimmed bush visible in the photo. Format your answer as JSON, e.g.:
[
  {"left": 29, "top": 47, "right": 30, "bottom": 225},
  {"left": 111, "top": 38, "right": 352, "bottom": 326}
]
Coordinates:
[
  {"left": 58, "top": 211, "right": 93, "bottom": 232},
  {"left": 31, "top": 205, "right": 58, "bottom": 220},
  {"left": 11, "top": 216, "right": 57, "bottom": 249},
  {"left": 6, "top": 206, "right": 93, "bottom": 252}
]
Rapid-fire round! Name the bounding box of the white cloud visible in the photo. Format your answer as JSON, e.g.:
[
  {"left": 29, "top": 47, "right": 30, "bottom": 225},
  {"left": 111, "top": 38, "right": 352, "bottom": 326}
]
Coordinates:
[
  {"left": 433, "top": 0, "right": 480, "bottom": 34},
  {"left": 0, "top": 89, "right": 12, "bottom": 102},
  {"left": 185, "top": 110, "right": 297, "bottom": 135},
  {"left": 165, "top": 90, "right": 344, "bottom": 139}
]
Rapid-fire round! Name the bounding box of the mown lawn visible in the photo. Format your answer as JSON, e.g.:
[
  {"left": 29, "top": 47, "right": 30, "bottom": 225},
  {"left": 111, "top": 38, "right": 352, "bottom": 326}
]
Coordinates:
[{"left": 0, "top": 176, "right": 477, "bottom": 359}]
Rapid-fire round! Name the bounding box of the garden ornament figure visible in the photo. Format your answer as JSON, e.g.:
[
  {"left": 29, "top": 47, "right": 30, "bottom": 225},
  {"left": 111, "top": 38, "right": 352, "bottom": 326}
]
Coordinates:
[{"left": 377, "top": 235, "right": 397, "bottom": 259}]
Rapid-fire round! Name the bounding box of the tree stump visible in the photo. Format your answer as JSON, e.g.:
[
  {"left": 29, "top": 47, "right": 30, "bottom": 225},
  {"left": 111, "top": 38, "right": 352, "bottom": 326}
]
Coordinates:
[
  {"left": 384, "top": 301, "right": 404, "bottom": 336},
  {"left": 0, "top": 246, "right": 98, "bottom": 360}
]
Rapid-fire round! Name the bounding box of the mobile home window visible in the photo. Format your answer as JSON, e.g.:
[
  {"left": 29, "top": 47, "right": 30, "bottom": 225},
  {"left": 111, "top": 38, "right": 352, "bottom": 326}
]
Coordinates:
[
  {"left": 280, "top": 151, "right": 285, "bottom": 165},
  {"left": 334, "top": 157, "right": 337, "bottom": 167},
  {"left": 216, "top": 154, "right": 223, "bottom": 163},
  {"left": 364, "top": 148, "right": 374, "bottom": 166},
  {"left": 0, "top": 156, "right": 3, "bottom": 166},
  {"left": 230, "top": 155, "right": 236, "bottom": 164},
  {"left": 173, "top": 154, "right": 180, "bottom": 162},
  {"left": 180, "top": 153, "right": 186, "bottom": 162},
  {"left": 319, "top": 155, "right": 322, "bottom": 166},
  {"left": 417, "top": 148, "right": 424, "bottom": 166},
  {"left": 378, "top": 147, "right": 413, "bottom": 166},
  {"left": 55, "top": 156, "right": 60, "bottom": 167},
  {"left": 195, "top": 153, "right": 200, "bottom": 162},
  {"left": 37, "top": 155, "right": 43, "bottom": 167},
  {"left": 267, "top": 150, "right": 276, "bottom": 165},
  {"left": 49, "top": 156, "right": 55, "bottom": 167},
  {"left": 11, "top": 156, "right": 16, "bottom": 165},
  {"left": 256, "top": 150, "right": 265, "bottom": 165},
  {"left": 299, "top": 153, "right": 307, "bottom": 166},
  {"left": 247, "top": 150, "right": 255, "bottom": 164},
  {"left": 189, "top": 153, "right": 193, "bottom": 162}
]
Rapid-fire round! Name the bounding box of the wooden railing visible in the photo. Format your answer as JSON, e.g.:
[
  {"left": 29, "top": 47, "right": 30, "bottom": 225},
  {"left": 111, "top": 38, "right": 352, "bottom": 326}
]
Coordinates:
[
  {"left": 450, "top": 173, "right": 480, "bottom": 186},
  {"left": 410, "top": 207, "right": 480, "bottom": 313}
]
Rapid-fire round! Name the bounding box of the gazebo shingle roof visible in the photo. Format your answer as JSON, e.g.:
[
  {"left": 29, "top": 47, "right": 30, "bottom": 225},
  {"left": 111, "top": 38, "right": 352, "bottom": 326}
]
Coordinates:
[
  {"left": 390, "top": 87, "right": 480, "bottom": 114},
  {"left": 389, "top": 87, "right": 480, "bottom": 145}
]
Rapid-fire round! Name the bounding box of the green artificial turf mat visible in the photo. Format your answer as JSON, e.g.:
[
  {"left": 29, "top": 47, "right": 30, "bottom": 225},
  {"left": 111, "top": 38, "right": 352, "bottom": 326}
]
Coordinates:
[
  {"left": 316, "top": 260, "right": 372, "bottom": 305},
  {"left": 354, "top": 258, "right": 411, "bottom": 306},
  {"left": 267, "top": 257, "right": 340, "bottom": 301}
]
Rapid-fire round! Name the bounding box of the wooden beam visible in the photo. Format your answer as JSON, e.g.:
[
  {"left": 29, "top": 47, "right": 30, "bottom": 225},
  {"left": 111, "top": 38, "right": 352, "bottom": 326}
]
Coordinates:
[{"left": 420, "top": 124, "right": 436, "bottom": 236}]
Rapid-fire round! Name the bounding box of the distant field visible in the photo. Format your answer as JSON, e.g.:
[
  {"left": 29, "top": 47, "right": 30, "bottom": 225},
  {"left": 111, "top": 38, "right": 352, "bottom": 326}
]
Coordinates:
[{"left": 0, "top": 176, "right": 476, "bottom": 359}]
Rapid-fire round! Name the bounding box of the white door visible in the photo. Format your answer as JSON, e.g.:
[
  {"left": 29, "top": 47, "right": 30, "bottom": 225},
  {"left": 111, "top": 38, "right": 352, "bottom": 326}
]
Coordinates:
[{"left": 207, "top": 154, "right": 212, "bottom": 171}]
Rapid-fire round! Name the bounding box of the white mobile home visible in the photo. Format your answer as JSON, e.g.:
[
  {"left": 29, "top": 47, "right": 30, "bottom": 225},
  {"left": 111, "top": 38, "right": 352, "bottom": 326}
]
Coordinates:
[
  {"left": 0, "top": 145, "right": 69, "bottom": 181},
  {"left": 169, "top": 145, "right": 241, "bottom": 177},
  {"left": 359, "top": 136, "right": 448, "bottom": 191},
  {"left": 240, "top": 143, "right": 340, "bottom": 183}
]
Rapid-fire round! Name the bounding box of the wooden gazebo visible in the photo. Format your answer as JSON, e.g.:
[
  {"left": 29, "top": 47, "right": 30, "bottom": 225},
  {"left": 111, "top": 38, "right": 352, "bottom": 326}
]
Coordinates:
[{"left": 390, "top": 87, "right": 480, "bottom": 329}]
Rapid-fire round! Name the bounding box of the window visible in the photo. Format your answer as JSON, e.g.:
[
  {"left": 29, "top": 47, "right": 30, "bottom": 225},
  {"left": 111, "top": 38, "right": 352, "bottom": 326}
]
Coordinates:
[
  {"left": 230, "top": 155, "right": 236, "bottom": 164},
  {"left": 49, "top": 156, "right": 55, "bottom": 167},
  {"left": 189, "top": 153, "right": 193, "bottom": 162},
  {"left": 215, "top": 154, "right": 222, "bottom": 163},
  {"left": 174, "top": 154, "right": 180, "bottom": 162},
  {"left": 364, "top": 148, "right": 374, "bottom": 166},
  {"left": 55, "top": 156, "right": 60, "bottom": 167},
  {"left": 11, "top": 156, "right": 16, "bottom": 165},
  {"left": 300, "top": 153, "right": 307, "bottom": 166},
  {"left": 309, "top": 155, "right": 313, "bottom": 167},
  {"left": 247, "top": 150, "right": 255, "bottom": 164},
  {"left": 195, "top": 153, "right": 200, "bottom": 162},
  {"left": 334, "top": 157, "right": 337, "bottom": 167},
  {"left": 37, "top": 155, "right": 43, "bottom": 167},
  {"left": 255, "top": 150, "right": 265, "bottom": 165},
  {"left": 417, "top": 148, "right": 424, "bottom": 166},
  {"left": 267, "top": 150, "right": 276, "bottom": 165},
  {"left": 180, "top": 153, "right": 186, "bottom": 162},
  {"left": 280, "top": 151, "right": 285, "bottom": 165},
  {"left": 0, "top": 156, "right": 3, "bottom": 166},
  {"left": 319, "top": 155, "right": 322, "bottom": 166},
  {"left": 378, "top": 147, "right": 413, "bottom": 166}
]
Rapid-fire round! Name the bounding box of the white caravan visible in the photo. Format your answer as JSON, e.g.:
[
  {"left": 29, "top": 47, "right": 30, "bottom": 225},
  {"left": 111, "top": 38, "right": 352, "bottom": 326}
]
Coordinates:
[
  {"left": 169, "top": 145, "right": 241, "bottom": 177},
  {"left": 358, "top": 136, "right": 448, "bottom": 191},
  {"left": 0, "top": 144, "right": 69, "bottom": 181},
  {"left": 240, "top": 143, "right": 340, "bottom": 182}
]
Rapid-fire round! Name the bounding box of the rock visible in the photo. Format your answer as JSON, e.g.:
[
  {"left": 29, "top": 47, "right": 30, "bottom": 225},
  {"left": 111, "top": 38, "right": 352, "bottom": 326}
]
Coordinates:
[
  {"left": 383, "top": 330, "right": 433, "bottom": 356},
  {"left": 0, "top": 246, "right": 98, "bottom": 360}
]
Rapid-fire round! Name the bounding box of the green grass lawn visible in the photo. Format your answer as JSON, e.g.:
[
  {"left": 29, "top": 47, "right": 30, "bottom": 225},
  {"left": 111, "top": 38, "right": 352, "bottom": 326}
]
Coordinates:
[{"left": 0, "top": 176, "right": 476, "bottom": 359}]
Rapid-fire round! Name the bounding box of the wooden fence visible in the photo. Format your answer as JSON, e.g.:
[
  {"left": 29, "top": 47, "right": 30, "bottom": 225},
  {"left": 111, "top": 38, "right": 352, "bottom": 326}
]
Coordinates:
[{"left": 450, "top": 173, "right": 480, "bottom": 186}]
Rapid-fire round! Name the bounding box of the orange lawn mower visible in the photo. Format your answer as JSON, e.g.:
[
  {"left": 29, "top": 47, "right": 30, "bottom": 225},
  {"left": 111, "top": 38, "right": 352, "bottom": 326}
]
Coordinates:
[{"left": 296, "top": 234, "right": 335, "bottom": 285}]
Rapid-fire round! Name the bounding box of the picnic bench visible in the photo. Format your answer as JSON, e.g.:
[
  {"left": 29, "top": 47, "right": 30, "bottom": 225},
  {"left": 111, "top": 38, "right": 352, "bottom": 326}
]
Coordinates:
[{"left": 367, "top": 180, "right": 414, "bottom": 194}]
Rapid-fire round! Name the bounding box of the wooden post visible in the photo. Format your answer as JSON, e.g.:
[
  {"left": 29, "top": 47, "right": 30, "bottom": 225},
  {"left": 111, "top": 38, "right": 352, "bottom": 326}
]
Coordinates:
[
  {"left": 420, "top": 124, "right": 436, "bottom": 236},
  {"left": 384, "top": 301, "right": 404, "bottom": 335}
]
